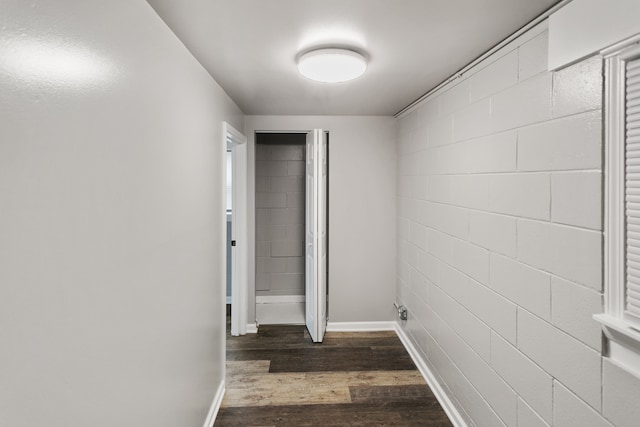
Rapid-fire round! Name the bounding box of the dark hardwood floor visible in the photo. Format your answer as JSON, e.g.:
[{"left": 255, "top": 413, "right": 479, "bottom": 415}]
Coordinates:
[{"left": 215, "top": 315, "right": 453, "bottom": 426}]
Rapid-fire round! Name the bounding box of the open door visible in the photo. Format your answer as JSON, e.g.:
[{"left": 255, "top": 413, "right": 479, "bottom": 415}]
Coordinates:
[{"left": 305, "top": 129, "right": 327, "bottom": 343}]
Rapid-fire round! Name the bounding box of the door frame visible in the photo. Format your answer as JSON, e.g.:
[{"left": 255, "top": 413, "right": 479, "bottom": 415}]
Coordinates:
[
  {"left": 223, "top": 122, "right": 248, "bottom": 336},
  {"left": 249, "top": 129, "right": 328, "bottom": 334}
]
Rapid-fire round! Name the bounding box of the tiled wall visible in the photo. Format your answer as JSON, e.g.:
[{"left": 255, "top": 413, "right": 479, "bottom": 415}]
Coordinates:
[
  {"left": 255, "top": 143, "right": 305, "bottom": 297},
  {"left": 396, "top": 24, "right": 640, "bottom": 427}
]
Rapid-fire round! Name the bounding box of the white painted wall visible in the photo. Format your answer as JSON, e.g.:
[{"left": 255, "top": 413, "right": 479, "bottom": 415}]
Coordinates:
[
  {"left": 245, "top": 116, "right": 397, "bottom": 324},
  {"left": 0, "top": 1, "right": 242, "bottom": 426},
  {"left": 397, "top": 21, "right": 640, "bottom": 427},
  {"left": 549, "top": 0, "right": 640, "bottom": 69}
]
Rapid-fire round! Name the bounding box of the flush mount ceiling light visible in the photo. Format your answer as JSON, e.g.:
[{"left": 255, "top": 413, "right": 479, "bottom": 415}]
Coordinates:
[{"left": 297, "top": 48, "right": 367, "bottom": 83}]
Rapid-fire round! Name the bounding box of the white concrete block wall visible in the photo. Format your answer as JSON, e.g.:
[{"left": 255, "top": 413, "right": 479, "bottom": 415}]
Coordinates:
[
  {"left": 255, "top": 143, "right": 305, "bottom": 296},
  {"left": 396, "top": 24, "right": 640, "bottom": 427}
]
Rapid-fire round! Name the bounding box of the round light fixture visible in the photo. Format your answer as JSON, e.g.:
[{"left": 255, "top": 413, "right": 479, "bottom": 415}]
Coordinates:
[{"left": 297, "top": 48, "right": 367, "bottom": 83}]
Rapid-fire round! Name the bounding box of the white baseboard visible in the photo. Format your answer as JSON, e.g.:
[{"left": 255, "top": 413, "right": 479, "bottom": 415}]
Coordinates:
[
  {"left": 395, "top": 325, "right": 467, "bottom": 427},
  {"left": 202, "top": 380, "right": 225, "bottom": 427},
  {"left": 326, "top": 321, "right": 396, "bottom": 332},
  {"left": 256, "top": 295, "right": 305, "bottom": 304},
  {"left": 246, "top": 323, "right": 258, "bottom": 333}
]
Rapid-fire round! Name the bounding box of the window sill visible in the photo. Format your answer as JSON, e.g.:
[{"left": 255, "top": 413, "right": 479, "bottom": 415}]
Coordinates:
[{"left": 594, "top": 314, "right": 640, "bottom": 378}]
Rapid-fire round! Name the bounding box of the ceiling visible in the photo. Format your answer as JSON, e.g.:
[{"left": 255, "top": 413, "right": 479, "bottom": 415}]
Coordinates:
[{"left": 146, "top": 0, "right": 561, "bottom": 116}]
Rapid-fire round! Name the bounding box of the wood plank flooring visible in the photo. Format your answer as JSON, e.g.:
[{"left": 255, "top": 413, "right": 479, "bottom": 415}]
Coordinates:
[{"left": 215, "top": 322, "right": 452, "bottom": 426}]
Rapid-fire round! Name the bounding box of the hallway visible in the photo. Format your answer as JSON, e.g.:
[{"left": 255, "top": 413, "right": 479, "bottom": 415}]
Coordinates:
[
  {"left": 216, "top": 324, "right": 452, "bottom": 426},
  {"left": 5, "top": 2, "right": 640, "bottom": 426}
]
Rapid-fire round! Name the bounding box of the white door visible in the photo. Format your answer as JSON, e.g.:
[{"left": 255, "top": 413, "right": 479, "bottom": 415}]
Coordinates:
[{"left": 305, "top": 129, "right": 328, "bottom": 343}]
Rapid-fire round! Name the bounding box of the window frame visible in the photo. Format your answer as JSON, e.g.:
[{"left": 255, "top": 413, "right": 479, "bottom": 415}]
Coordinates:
[{"left": 596, "top": 38, "right": 640, "bottom": 375}]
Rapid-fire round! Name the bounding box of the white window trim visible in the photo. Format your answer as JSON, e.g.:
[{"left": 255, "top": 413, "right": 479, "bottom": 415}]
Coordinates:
[{"left": 596, "top": 36, "right": 640, "bottom": 376}]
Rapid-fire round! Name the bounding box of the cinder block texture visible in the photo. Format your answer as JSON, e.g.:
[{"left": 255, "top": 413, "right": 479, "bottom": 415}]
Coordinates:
[
  {"left": 395, "top": 26, "right": 618, "bottom": 427},
  {"left": 256, "top": 143, "right": 306, "bottom": 296}
]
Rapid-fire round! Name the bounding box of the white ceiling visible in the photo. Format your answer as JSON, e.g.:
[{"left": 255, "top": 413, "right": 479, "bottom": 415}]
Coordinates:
[{"left": 146, "top": 0, "right": 561, "bottom": 116}]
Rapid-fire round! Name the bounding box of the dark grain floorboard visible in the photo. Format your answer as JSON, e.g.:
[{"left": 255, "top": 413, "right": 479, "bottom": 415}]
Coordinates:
[
  {"left": 215, "top": 403, "right": 452, "bottom": 427},
  {"left": 227, "top": 346, "right": 416, "bottom": 372},
  {"left": 268, "top": 346, "right": 417, "bottom": 373},
  {"left": 215, "top": 402, "right": 453, "bottom": 427},
  {"left": 349, "top": 384, "right": 437, "bottom": 403}
]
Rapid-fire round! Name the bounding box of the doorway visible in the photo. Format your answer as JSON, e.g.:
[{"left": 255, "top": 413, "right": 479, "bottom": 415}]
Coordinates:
[
  {"left": 223, "top": 122, "right": 247, "bottom": 337},
  {"left": 254, "top": 130, "right": 328, "bottom": 342}
]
